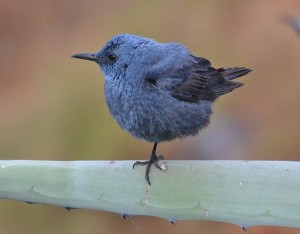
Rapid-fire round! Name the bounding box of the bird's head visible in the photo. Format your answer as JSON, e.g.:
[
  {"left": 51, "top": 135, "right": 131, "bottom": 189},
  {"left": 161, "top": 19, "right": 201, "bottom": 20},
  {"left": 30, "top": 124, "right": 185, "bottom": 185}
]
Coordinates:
[{"left": 72, "top": 34, "right": 154, "bottom": 81}]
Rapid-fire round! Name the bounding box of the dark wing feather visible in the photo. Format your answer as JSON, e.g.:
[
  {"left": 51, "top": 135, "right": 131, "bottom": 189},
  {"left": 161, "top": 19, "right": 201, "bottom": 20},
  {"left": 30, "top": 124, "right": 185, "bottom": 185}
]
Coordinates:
[
  {"left": 146, "top": 55, "right": 251, "bottom": 103},
  {"left": 170, "top": 56, "right": 251, "bottom": 102},
  {"left": 170, "top": 65, "right": 213, "bottom": 102}
]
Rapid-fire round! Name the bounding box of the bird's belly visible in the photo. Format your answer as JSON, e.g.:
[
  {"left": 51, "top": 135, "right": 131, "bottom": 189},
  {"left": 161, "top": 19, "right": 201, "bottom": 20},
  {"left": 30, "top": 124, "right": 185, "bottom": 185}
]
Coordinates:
[{"left": 105, "top": 87, "right": 212, "bottom": 142}]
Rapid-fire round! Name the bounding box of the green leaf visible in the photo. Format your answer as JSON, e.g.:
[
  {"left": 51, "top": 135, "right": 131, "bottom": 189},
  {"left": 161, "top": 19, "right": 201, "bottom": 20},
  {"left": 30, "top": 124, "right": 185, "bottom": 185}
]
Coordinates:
[{"left": 0, "top": 160, "right": 299, "bottom": 228}]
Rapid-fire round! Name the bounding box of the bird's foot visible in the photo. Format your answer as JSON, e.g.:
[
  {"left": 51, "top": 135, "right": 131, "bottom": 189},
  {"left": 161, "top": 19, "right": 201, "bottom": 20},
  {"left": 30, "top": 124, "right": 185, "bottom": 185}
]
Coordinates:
[{"left": 133, "top": 153, "right": 165, "bottom": 186}]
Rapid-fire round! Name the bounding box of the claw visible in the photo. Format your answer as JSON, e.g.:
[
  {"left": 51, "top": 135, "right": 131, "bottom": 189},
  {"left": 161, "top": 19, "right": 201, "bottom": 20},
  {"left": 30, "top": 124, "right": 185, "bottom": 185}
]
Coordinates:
[
  {"left": 133, "top": 142, "right": 164, "bottom": 185},
  {"left": 133, "top": 160, "right": 148, "bottom": 169}
]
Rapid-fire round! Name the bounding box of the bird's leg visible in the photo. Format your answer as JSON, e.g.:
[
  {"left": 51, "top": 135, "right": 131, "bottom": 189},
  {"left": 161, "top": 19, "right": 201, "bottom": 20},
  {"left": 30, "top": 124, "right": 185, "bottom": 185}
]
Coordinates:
[{"left": 133, "top": 142, "right": 164, "bottom": 185}]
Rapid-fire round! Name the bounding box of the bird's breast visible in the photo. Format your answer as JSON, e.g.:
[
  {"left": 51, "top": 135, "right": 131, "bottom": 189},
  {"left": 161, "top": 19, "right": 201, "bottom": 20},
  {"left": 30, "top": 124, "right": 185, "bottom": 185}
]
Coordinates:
[{"left": 104, "top": 80, "right": 213, "bottom": 142}]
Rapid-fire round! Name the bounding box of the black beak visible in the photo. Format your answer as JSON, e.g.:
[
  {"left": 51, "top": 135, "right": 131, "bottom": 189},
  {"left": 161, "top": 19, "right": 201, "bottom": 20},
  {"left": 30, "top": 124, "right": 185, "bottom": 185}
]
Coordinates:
[{"left": 71, "top": 52, "right": 99, "bottom": 62}]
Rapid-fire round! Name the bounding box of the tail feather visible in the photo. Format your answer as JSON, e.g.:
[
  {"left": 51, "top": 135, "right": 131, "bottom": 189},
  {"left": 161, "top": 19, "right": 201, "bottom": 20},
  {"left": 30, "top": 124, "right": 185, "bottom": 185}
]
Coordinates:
[
  {"left": 211, "top": 81, "right": 243, "bottom": 96},
  {"left": 218, "top": 67, "right": 252, "bottom": 81},
  {"left": 208, "top": 67, "right": 251, "bottom": 97}
]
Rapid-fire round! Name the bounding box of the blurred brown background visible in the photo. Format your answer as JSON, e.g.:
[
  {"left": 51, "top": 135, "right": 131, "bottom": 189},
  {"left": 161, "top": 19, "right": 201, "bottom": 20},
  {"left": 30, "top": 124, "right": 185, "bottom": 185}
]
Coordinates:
[{"left": 1, "top": 0, "right": 300, "bottom": 233}]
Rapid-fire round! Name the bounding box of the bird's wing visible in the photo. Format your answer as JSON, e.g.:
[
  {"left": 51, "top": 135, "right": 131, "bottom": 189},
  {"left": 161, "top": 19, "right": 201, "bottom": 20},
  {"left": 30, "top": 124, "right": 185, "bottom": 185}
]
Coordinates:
[{"left": 145, "top": 55, "right": 247, "bottom": 103}]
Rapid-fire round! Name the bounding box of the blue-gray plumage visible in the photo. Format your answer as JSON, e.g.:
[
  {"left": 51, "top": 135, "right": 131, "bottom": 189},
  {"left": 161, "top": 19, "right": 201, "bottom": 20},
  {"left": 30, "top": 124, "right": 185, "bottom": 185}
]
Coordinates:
[{"left": 72, "top": 34, "right": 251, "bottom": 185}]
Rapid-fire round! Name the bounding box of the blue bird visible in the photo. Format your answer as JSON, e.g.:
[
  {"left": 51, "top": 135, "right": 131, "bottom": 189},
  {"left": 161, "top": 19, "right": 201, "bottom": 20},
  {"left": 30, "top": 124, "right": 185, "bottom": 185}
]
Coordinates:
[{"left": 72, "top": 34, "right": 251, "bottom": 185}]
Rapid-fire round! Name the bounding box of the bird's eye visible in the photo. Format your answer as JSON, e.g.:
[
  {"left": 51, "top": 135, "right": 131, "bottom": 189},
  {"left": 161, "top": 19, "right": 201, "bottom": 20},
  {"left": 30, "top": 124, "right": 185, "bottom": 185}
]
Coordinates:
[{"left": 107, "top": 54, "right": 117, "bottom": 62}]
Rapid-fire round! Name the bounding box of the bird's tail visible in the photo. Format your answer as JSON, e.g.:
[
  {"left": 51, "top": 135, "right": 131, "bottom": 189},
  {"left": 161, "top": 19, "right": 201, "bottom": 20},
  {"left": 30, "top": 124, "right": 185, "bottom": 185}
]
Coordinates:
[
  {"left": 218, "top": 67, "right": 252, "bottom": 81},
  {"left": 209, "top": 67, "right": 251, "bottom": 97}
]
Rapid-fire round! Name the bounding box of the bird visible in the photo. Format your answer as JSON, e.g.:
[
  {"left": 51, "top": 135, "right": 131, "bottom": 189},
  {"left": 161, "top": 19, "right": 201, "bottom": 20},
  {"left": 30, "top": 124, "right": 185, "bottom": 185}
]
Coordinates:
[{"left": 72, "top": 34, "right": 251, "bottom": 185}]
